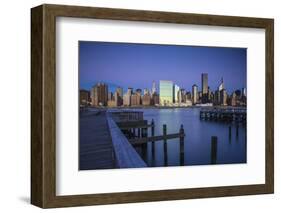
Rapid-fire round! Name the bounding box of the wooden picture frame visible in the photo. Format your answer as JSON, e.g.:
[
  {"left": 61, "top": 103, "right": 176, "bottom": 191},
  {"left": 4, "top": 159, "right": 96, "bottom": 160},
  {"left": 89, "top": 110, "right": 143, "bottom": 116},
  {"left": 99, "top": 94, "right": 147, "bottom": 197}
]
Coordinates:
[{"left": 31, "top": 4, "right": 274, "bottom": 208}]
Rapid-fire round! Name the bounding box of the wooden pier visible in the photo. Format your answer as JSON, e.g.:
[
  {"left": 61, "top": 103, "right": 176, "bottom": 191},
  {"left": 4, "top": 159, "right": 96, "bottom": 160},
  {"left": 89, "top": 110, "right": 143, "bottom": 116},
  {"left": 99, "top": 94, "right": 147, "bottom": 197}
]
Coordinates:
[
  {"left": 79, "top": 109, "right": 186, "bottom": 170},
  {"left": 200, "top": 107, "right": 246, "bottom": 123},
  {"left": 79, "top": 110, "right": 115, "bottom": 170}
]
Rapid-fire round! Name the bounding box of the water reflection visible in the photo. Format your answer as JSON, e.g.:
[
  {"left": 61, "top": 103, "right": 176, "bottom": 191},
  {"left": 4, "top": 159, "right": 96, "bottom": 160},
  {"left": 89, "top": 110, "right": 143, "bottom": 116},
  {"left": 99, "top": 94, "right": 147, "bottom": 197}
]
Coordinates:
[{"left": 136, "top": 108, "right": 246, "bottom": 167}]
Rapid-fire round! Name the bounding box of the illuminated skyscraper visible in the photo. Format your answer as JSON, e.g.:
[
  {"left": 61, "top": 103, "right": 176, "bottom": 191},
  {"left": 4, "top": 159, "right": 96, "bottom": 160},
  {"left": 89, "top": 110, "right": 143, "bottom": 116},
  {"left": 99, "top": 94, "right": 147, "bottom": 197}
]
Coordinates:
[
  {"left": 159, "top": 80, "right": 173, "bottom": 106},
  {"left": 192, "top": 84, "right": 198, "bottom": 105},
  {"left": 201, "top": 73, "right": 208, "bottom": 103},
  {"left": 201, "top": 73, "right": 208, "bottom": 94},
  {"left": 173, "top": 84, "right": 180, "bottom": 103},
  {"left": 218, "top": 77, "right": 224, "bottom": 91}
]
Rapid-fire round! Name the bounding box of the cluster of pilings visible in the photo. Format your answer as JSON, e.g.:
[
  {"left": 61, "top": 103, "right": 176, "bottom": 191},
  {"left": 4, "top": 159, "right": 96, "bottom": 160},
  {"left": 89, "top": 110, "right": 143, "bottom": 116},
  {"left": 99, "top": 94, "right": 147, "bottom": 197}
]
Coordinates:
[
  {"left": 111, "top": 111, "right": 185, "bottom": 166},
  {"left": 123, "top": 119, "right": 185, "bottom": 167},
  {"left": 200, "top": 108, "right": 246, "bottom": 123}
]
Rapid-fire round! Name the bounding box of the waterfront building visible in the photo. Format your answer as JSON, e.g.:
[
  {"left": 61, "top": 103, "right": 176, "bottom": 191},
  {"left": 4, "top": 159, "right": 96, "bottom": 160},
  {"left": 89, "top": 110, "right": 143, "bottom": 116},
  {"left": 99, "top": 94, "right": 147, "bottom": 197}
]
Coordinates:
[
  {"left": 142, "top": 94, "right": 151, "bottom": 106},
  {"left": 152, "top": 93, "right": 160, "bottom": 105},
  {"left": 131, "top": 93, "right": 141, "bottom": 106},
  {"left": 185, "top": 99, "right": 193, "bottom": 106},
  {"left": 123, "top": 88, "right": 133, "bottom": 106},
  {"left": 185, "top": 92, "right": 192, "bottom": 101},
  {"left": 79, "top": 89, "right": 90, "bottom": 106},
  {"left": 214, "top": 90, "right": 220, "bottom": 105},
  {"left": 91, "top": 83, "right": 108, "bottom": 106},
  {"left": 198, "top": 91, "right": 202, "bottom": 102},
  {"left": 179, "top": 89, "right": 186, "bottom": 103},
  {"left": 173, "top": 84, "right": 180, "bottom": 103},
  {"left": 107, "top": 100, "right": 117, "bottom": 107},
  {"left": 192, "top": 84, "right": 198, "bottom": 105},
  {"left": 108, "top": 92, "right": 113, "bottom": 101},
  {"left": 229, "top": 92, "right": 237, "bottom": 106},
  {"left": 220, "top": 89, "right": 228, "bottom": 106},
  {"left": 114, "top": 91, "right": 122, "bottom": 106},
  {"left": 123, "top": 93, "right": 131, "bottom": 106},
  {"left": 159, "top": 80, "right": 173, "bottom": 106},
  {"left": 201, "top": 73, "right": 208, "bottom": 103}
]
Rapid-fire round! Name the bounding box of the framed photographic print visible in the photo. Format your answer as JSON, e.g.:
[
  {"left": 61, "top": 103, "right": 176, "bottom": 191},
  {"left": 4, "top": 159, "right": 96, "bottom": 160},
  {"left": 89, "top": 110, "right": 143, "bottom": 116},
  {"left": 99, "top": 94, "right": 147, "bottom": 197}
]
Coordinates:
[{"left": 31, "top": 4, "right": 274, "bottom": 208}]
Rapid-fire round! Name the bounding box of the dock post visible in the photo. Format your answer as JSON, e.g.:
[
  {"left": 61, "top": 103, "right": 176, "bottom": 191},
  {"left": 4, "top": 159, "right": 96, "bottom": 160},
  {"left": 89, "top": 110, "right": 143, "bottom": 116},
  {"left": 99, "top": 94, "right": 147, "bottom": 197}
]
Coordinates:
[
  {"left": 163, "top": 124, "right": 168, "bottom": 166},
  {"left": 151, "top": 119, "right": 155, "bottom": 161},
  {"left": 211, "top": 136, "right": 218, "bottom": 164},
  {"left": 138, "top": 128, "right": 141, "bottom": 137},
  {"left": 179, "top": 124, "right": 184, "bottom": 166},
  {"left": 141, "top": 127, "right": 147, "bottom": 160}
]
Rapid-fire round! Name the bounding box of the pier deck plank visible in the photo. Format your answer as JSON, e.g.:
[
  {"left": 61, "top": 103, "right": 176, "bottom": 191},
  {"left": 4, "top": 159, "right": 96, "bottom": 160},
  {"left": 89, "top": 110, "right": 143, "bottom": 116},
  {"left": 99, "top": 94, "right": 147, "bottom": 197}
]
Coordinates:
[{"left": 79, "top": 111, "right": 115, "bottom": 170}]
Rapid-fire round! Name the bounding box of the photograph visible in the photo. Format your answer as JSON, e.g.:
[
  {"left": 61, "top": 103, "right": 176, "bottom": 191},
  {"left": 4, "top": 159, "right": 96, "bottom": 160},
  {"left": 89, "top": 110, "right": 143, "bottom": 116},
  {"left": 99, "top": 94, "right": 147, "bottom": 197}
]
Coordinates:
[{"left": 78, "top": 41, "right": 247, "bottom": 170}]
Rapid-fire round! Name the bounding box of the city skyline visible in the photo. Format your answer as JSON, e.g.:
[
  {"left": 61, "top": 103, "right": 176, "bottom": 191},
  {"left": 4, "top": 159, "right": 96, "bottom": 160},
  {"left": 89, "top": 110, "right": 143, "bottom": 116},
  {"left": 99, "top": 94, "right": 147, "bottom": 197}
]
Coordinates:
[
  {"left": 79, "top": 41, "right": 247, "bottom": 93},
  {"left": 80, "top": 76, "right": 247, "bottom": 108}
]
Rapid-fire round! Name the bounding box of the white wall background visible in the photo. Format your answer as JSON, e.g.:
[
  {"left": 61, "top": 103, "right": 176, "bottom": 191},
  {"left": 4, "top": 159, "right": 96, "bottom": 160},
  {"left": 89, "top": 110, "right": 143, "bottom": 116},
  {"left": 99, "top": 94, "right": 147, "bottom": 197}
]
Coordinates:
[{"left": 0, "top": 0, "right": 279, "bottom": 212}]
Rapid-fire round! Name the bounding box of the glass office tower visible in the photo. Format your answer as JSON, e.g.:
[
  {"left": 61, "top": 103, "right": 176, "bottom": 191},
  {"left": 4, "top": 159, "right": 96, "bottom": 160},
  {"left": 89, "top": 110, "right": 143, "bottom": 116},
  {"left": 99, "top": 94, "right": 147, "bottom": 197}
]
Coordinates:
[{"left": 160, "top": 80, "right": 173, "bottom": 106}]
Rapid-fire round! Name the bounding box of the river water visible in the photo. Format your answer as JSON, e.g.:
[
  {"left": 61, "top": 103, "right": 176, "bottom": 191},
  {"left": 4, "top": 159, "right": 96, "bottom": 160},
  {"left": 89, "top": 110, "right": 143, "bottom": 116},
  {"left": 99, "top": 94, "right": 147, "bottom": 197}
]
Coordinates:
[{"left": 134, "top": 108, "right": 246, "bottom": 167}]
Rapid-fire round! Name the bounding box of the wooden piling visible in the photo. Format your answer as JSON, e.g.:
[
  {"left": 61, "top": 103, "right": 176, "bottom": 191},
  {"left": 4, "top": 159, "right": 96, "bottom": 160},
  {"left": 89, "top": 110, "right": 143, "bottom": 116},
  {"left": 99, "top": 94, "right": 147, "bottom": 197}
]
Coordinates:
[
  {"left": 211, "top": 136, "right": 218, "bottom": 164},
  {"left": 179, "top": 124, "right": 184, "bottom": 166},
  {"left": 163, "top": 124, "right": 168, "bottom": 166},
  {"left": 141, "top": 127, "right": 147, "bottom": 160}
]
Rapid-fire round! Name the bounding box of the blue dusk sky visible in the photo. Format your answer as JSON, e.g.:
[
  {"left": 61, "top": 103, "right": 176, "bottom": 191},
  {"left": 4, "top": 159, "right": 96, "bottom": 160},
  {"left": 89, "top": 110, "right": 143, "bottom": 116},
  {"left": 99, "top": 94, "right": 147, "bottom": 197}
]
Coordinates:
[{"left": 79, "top": 41, "right": 246, "bottom": 93}]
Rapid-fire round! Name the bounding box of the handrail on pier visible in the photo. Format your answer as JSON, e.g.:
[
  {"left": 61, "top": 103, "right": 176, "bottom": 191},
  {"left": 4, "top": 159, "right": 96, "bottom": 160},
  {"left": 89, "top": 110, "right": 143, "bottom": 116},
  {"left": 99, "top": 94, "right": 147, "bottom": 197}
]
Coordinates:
[{"left": 106, "top": 113, "right": 147, "bottom": 168}]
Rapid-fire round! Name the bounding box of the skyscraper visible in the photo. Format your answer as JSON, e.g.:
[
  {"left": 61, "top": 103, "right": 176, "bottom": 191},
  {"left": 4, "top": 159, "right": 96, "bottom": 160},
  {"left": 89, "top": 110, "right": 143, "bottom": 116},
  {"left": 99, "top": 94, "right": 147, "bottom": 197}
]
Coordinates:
[
  {"left": 159, "top": 80, "right": 173, "bottom": 106},
  {"left": 242, "top": 88, "right": 246, "bottom": 97},
  {"left": 91, "top": 83, "right": 108, "bottom": 106},
  {"left": 192, "top": 84, "right": 198, "bottom": 105},
  {"left": 131, "top": 93, "right": 141, "bottom": 106},
  {"left": 201, "top": 73, "right": 208, "bottom": 94},
  {"left": 219, "top": 89, "right": 228, "bottom": 106},
  {"left": 201, "top": 73, "right": 208, "bottom": 103},
  {"left": 173, "top": 84, "right": 180, "bottom": 103},
  {"left": 218, "top": 77, "right": 224, "bottom": 91},
  {"left": 123, "top": 88, "right": 133, "bottom": 106}
]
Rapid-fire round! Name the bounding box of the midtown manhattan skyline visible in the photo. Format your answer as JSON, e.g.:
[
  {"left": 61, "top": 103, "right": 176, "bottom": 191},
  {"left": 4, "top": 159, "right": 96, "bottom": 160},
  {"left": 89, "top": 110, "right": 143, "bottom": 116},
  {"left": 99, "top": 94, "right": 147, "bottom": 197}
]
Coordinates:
[{"left": 79, "top": 41, "right": 247, "bottom": 93}]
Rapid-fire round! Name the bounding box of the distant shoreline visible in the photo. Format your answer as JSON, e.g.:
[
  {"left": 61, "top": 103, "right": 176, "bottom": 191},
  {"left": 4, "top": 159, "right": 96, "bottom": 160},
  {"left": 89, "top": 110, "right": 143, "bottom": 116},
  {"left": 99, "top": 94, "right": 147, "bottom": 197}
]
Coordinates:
[{"left": 82, "top": 105, "right": 246, "bottom": 110}]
